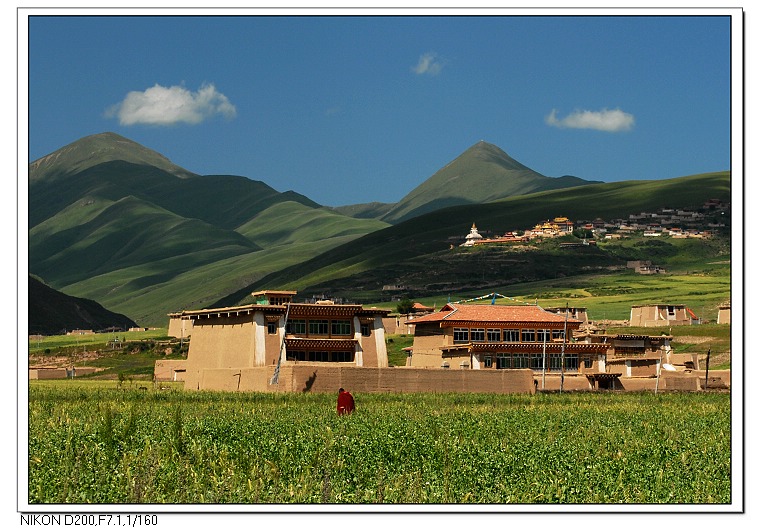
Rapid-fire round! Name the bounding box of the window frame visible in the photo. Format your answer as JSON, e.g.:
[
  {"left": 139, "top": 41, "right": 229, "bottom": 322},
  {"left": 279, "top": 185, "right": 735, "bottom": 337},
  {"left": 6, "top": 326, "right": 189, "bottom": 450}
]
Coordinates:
[
  {"left": 286, "top": 319, "right": 307, "bottom": 335},
  {"left": 503, "top": 329, "right": 520, "bottom": 342},
  {"left": 331, "top": 319, "right": 352, "bottom": 336},
  {"left": 309, "top": 319, "right": 329, "bottom": 336},
  {"left": 453, "top": 328, "right": 470, "bottom": 343}
]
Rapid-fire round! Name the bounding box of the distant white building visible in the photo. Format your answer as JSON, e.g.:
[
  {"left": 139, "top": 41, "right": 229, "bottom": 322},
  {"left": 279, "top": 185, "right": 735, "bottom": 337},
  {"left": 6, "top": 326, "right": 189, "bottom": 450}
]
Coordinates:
[{"left": 462, "top": 223, "right": 483, "bottom": 246}]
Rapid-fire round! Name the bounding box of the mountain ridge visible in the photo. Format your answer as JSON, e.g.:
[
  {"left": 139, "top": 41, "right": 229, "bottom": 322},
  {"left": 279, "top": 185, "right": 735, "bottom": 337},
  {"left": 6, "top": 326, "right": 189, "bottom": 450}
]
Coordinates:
[
  {"left": 29, "top": 132, "right": 199, "bottom": 183},
  {"left": 27, "top": 132, "right": 727, "bottom": 327},
  {"left": 29, "top": 275, "right": 137, "bottom": 335}
]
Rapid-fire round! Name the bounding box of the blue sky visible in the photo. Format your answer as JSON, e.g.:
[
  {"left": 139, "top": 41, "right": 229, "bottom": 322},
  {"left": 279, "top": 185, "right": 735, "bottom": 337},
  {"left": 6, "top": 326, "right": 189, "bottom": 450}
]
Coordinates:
[{"left": 25, "top": 9, "right": 737, "bottom": 207}]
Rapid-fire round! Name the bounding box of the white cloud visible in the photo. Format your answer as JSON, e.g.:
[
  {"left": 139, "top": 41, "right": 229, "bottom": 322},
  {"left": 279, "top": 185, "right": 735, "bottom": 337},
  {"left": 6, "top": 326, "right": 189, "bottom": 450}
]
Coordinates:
[
  {"left": 412, "top": 52, "right": 444, "bottom": 76},
  {"left": 545, "top": 108, "right": 635, "bottom": 132},
  {"left": 106, "top": 83, "right": 237, "bottom": 126}
]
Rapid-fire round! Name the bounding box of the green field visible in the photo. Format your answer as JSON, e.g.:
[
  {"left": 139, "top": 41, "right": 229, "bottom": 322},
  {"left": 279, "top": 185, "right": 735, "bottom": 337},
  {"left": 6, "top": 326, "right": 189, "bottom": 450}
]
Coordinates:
[
  {"left": 27, "top": 383, "right": 732, "bottom": 505},
  {"left": 378, "top": 257, "right": 730, "bottom": 323}
]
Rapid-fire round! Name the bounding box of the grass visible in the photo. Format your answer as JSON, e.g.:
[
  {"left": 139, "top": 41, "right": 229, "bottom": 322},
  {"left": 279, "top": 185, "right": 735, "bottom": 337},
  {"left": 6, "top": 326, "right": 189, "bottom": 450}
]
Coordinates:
[
  {"left": 385, "top": 334, "right": 414, "bottom": 367},
  {"left": 26, "top": 385, "right": 732, "bottom": 505},
  {"left": 376, "top": 258, "right": 730, "bottom": 323},
  {"left": 28, "top": 330, "right": 185, "bottom": 380}
]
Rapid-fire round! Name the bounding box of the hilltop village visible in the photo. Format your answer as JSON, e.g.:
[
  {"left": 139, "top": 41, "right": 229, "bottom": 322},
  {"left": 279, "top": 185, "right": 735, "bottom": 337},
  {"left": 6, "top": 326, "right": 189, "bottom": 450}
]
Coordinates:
[{"left": 456, "top": 199, "right": 729, "bottom": 248}]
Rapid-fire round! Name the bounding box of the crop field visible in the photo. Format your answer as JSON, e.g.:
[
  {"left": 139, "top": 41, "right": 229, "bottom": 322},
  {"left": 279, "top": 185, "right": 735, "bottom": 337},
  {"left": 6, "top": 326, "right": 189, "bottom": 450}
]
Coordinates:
[{"left": 27, "top": 383, "right": 732, "bottom": 506}]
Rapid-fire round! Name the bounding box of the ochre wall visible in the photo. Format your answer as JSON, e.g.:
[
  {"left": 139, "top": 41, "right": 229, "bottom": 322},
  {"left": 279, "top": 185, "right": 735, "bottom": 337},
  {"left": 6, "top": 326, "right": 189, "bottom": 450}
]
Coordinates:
[
  {"left": 154, "top": 359, "right": 188, "bottom": 381},
  {"left": 183, "top": 315, "right": 258, "bottom": 389},
  {"left": 29, "top": 368, "right": 67, "bottom": 380},
  {"left": 179, "top": 365, "right": 730, "bottom": 393},
  {"left": 409, "top": 330, "right": 452, "bottom": 368},
  {"left": 630, "top": 306, "right": 692, "bottom": 327},
  {"left": 185, "top": 365, "right": 534, "bottom": 394},
  {"left": 167, "top": 317, "right": 193, "bottom": 338},
  {"left": 534, "top": 375, "right": 592, "bottom": 391}
]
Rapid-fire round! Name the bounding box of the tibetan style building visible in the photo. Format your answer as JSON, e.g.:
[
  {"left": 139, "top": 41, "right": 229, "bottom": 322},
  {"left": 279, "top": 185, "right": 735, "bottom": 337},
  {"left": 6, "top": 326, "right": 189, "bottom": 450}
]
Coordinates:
[
  {"left": 405, "top": 303, "right": 609, "bottom": 372},
  {"left": 176, "top": 290, "right": 391, "bottom": 390}
]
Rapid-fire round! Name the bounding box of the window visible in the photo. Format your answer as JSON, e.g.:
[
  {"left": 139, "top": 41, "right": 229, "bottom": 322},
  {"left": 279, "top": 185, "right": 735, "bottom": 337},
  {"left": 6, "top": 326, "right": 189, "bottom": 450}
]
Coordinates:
[
  {"left": 583, "top": 356, "right": 593, "bottom": 369},
  {"left": 470, "top": 328, "right": 485, "bottom": 342},
  {"left": 331, "top": 350, "right": 354, "bottom": 362},
  {"left": 565, "top": 354, "right": 579, "bottom": 372},
  {"left": 361, "top": 323, "right": 371, "bottom": 337},
  {"left": 667, "top": 305, "right": 676, "bottom": 317},
  {"left": 536, "top": 329, "right": 550, "bottom": 343},
  {"left": 309, "top": 319, "right": 329, "bottom": 335},
  {"left": 503, "top": 329, "right": 520, "bottom": 342},
  {"left": 331, "top": 319, "right": 352, "bottom": 336},
  {"left": 496, "top": 354, "right": 511, "bottom": 369},
  {"left": 286, "top": 350, "right": 355, "bottom": 362},
  {"left": 484, "top": 355, "right": 493, "bottom": 368},
  {"left": 513, "top": 353, "right": 530, "bottom": 369},
  {"left": 287, "top": 319, "right": 306, "bottom": 335},
  {"left": 453, "top": 328, "right": 469, "bottom": 343},
  {"left": 267, "top": 321, "right": 278, "bottom": 334},
  {"left": 531, "top": 354, "right": 544, "bottom": 371},
  {"left": 487, "top": 329, "right": 501, "bottom": 342},
  {"left": 549, "top": 354, "right": 563, "bottom": 371},
  {"left": 311, "top": 351, "right": 329, "bottom": 362},
  {"left": 521, "top": 329, "right": 536, "bottom": 342},
  {"left": 552, "top": 330, "right": 565, "bottom": 341}
]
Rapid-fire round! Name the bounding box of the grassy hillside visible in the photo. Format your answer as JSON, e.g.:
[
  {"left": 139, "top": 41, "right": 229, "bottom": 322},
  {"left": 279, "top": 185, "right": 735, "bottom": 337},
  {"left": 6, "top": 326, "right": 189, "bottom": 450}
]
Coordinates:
[
  {"left": 28, "top": 132, "right": 732, "bottom": 330},
  {"left": 396, "top": 257, "right": 730, "bottom": 322},
  {"left": 229, "top": 172, "right": 730, "bottom": 306},
  {"left": 29, "top": 195, "right": 259, "bottom": 287},
  {"left": 331, "top": 201, "right": 395, "bottom": 220},
  {"left": 237, "top": 201, "right": 389, "bottom": 248},
  {"left": 62, "top": 233, "right": 377, "bottom": 326},
  {"left": 28, "top": 133, "right": 390, "bottom": 327}
]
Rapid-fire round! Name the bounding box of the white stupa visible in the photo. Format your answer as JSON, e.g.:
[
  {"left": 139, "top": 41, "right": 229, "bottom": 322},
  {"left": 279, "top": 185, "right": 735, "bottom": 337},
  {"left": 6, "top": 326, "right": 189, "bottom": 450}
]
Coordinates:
[{"left": 462, "top": 223, "right": 483, "bottom": 246}]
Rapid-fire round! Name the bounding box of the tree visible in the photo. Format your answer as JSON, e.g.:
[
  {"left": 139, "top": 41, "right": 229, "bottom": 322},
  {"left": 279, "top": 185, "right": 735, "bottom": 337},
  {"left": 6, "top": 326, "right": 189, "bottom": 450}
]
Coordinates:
[{"left": 396, "top": 298, "right": 415, "bottom": 315}]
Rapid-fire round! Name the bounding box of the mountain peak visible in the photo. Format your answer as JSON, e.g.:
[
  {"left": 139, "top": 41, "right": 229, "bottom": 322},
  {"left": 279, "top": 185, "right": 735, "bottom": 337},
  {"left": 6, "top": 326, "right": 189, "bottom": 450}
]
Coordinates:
[
  {"left": 379, "top": 141, "right": 551, "bottom": 223},
  {"left": 29, "top": 131, "right": 199, "bottom": 182},
  {"left": 459, "top": 140, "right": 531, "bottom": 171}
]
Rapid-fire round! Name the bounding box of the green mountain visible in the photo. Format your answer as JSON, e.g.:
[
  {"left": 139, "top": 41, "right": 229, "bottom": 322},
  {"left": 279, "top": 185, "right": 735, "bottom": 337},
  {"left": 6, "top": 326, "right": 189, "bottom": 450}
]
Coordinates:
[
  {"left": 29, "top": 131, "right": 198, "bottom": 184},
  {"left": 28, "top": 132, "right": 389, "bottom": 326},
  {"left": 378, "top": 141, "right": 600, "bottom": 224},
  {"left": 28, "top": 275, "right": 137, "bottom": 335},
  {"left": 215, "top": 171, "right": 730, "bottom": 307},
  {"left": 28, "top": 132, "right": 730, "bottom": 328}
]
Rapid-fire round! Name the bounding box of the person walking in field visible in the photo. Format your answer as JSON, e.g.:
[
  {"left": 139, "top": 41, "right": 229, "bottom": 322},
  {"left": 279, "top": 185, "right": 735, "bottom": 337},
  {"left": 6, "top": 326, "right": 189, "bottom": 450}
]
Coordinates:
[{"left": 336, "top": 388, "right": 355, "bottom": 416}]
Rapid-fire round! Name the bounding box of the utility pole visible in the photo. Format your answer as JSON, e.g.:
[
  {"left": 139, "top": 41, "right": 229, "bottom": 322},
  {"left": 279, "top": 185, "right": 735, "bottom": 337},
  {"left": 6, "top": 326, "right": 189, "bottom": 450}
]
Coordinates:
[
  {"left": 542, "top": 329, "right": 547, "bottom": 390},
  {"left": 560, "top": 304, "right": 568, "bottom": 393}
]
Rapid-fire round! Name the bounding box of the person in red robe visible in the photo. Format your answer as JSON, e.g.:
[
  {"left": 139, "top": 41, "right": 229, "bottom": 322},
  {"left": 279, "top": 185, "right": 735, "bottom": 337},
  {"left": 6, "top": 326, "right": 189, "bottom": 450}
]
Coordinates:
[{"left": 336, "top": 388, "right": 355, "bottom": 415}]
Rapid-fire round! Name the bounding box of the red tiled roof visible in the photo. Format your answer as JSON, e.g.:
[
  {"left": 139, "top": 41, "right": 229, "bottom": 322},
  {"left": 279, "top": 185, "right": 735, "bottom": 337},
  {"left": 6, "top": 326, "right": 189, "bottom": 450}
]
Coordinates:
[{"left": 407, "top": 303, "right": 580, "bottom": 325}]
